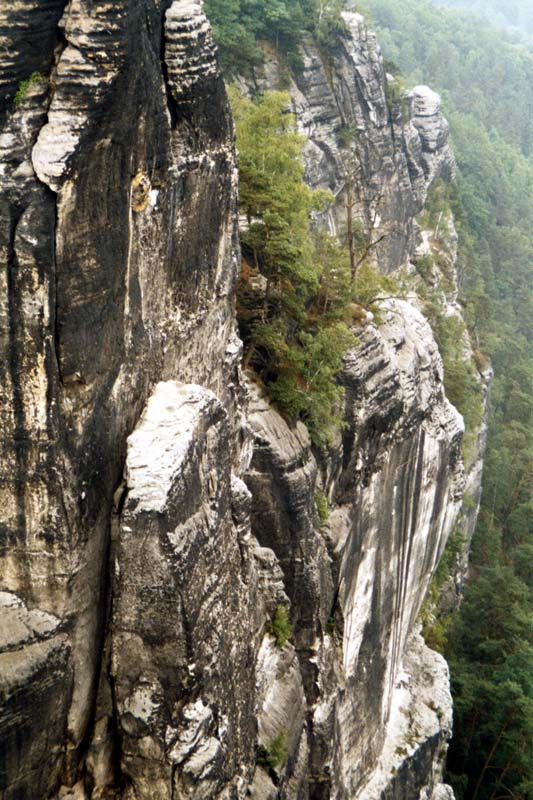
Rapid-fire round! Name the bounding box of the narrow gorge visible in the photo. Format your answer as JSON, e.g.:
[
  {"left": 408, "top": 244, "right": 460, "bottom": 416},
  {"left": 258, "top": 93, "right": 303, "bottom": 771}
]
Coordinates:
[{"left": 0, "top": 2, "right": 490, "bottom": 799}]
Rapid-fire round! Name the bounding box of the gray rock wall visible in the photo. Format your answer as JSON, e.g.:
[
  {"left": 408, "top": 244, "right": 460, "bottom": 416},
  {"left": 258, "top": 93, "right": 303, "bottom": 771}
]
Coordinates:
[
  {"left": 110, "top": 382, "right": 256, "bottom": 799},
  {"left": 243, "top": 12, "right": 454, "bottom": 274},
  {"left": 1, "top": 1, "right": 241, "bottom": 796},
  {"left": 412, "top": 212, "right": 492, "bottom": 615},
  {"left": 245, "top": 301, "right": 464, "bottom": 798}
]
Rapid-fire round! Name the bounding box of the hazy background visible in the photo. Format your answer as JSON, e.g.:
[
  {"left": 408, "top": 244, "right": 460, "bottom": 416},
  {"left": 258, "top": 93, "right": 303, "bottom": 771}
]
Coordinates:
[{"left": 431, "top": 0, "right": 533, "bottom": 39}]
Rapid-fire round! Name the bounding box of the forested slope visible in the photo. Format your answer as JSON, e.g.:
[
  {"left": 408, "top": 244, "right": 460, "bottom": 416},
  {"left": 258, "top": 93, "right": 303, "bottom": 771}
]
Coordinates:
[{"left": 366, "top": 1, "right": 533, "bottom": 797}]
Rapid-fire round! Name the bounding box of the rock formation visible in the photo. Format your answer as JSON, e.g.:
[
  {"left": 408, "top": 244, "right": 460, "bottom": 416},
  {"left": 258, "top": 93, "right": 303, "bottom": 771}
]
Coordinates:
[
  {"left": 0, "top": 2, "right": 486, "bottom": 799},
  {"left": 243, "top": 13, "right": 454, "bottom": 275},
  {"left": 1, "top": 1, "right": 240, "bottom": 796}
]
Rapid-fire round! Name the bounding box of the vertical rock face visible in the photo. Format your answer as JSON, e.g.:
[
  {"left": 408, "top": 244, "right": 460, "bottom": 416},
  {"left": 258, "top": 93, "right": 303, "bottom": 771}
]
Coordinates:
[
  {"left": 246, "top": 12, "right": 454, "bottom": 274},
  {"left": 111, "top": 382, "right": 255, "bottom": 799},
  {"left": 245, "top": 302, "right": 464, "bottom": 798},
  {"left": 412, "top": 212, "right": 492, "bottom": 614},
  {"left": 0, "top": 1, "right": 241, "bottom": 796},
  {"left": 358, "top": 630, "right": 454, "bottom": 800},
  {"left": 0, "top": 592, "right": 71, "bottom": 800},
  {"left": 238, "top": 16, "right": 476, "bottom": 796},
  {"left": 331, "top": 303, "right": 464, "bottom": 796},
  {"left": 0, "top": 4, "right": 484, "bottom": 800}
]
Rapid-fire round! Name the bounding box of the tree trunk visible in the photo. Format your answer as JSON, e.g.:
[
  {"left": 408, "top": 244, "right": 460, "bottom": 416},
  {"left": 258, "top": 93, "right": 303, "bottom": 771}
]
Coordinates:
[
  {"left": 471, "top": 711, "right": 515, "bottom": 800},
  {"left": 346, "top": 180, "right": 356, "bottom": 280}
]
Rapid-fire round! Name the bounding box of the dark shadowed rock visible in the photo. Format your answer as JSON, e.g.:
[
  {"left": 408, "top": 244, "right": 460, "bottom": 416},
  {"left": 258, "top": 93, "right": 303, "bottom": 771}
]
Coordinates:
[{"left": 0, "top": 1, "right": 240, "bottom": 795}]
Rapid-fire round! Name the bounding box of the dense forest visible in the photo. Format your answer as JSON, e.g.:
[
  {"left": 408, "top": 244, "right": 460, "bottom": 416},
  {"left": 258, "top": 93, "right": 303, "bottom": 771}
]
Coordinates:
[
  {"left": 204, "top": 0, "right": 533, "bottom": 797},
  {"left": 202, "top": 0, "right": 347, "bottom": 73},
  {"left": 365, "top": 0, "right": 533, "bottom": 797}
]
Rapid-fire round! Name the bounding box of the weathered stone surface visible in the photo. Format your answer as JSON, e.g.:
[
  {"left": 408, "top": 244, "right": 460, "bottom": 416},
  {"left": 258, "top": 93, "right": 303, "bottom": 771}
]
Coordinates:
[
  {"left": 0, "top": 2, "right": 240, "bottom": 796},
  {"left": 357, "top": 630, "right": 454, "bottom": 800},
  {"left": 110, "top": 381, "right": 256, "bottom": 799},
  {"left": 407, "top": 85, "right": 454, "bottom": 190},
  {"left": 0, "top": 1, "right": 65, "bottom": 117},
  {"left": 0, "top": 3, "right": 483, "bottom": 799},
  {"left": 413, "top": 213, "right": 492, "bottom": 615},
  {"left": 0, "top": 592, "right": 71, "bottom": 800},
  {"left": 236, "top": 17, "right": 484, "bottom": 795},
  {"left": 245, "top": 300, "right": 464, "bottom": 798},
  {"left": 254, "top": 635, "right": 309, "bottom": 798},
  {"left": 246, "top": 384, "right": 335, "bottom": 652},
  {"left": 245, "top": 12, "right": 454, "bottom": 274},
  {"left": 330, "top": 301, "right": 464, "bottom": 796}
]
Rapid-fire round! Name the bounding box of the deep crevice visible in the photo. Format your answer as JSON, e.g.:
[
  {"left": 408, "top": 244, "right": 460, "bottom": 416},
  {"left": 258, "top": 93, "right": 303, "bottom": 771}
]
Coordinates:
[
  {"left": 6, "top": 208, "right": 29, "bottom": 548},
  {"left": 159, "top": 0, "right": 179, "bottom": 128},
  {"left": 80, "top": 478, "right": 129, "bottom": 795}
]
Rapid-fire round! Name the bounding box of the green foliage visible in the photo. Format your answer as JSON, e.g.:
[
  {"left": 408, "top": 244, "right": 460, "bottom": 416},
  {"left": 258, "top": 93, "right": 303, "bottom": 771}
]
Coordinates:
[
  {"left": 462, "top": 491, "right": 476, "bottom": 511},
  {"left": 420, "top": 527, "right": 465, "bottom": 652},
  {"left": 264, "top": 322, "right": 356, "bottom": 442},
  {"left": 365, "top": 2, "right": 533, "bottom": 796},
  {"left": 267, "top": 605, "right": 293, "bottom": 649},
  {"left": 204, "top": 0, "right": 346, "bottom": 74},
  {"left": 384, "top": 73, "right": 409, "bottom": 120},
  {"left": 420, "top": 178, "right": 454, "bottom": 228},
  {"left": 437, "top": 527, "right": 466, "bottom": 585},
  {"left": 15, "top": 71, "right": 45, "bottom": 106},
  {"left": 315, "top": 490, "right": 329, "bottom": 523},
  {"left": 232, "top": 88, "right": 360, "bottom": 444},
  {"left": 413, "top": 253, "right": 434, "bottom": 279},
  {"left": 314, "top": 0, "right": 348, "bottom": 50},
  {"left": 383, "top": 57, "right": 402, "bottom": 75},
  {"left": 258, "top": 731, "right": 288, "bottom": 770},
  {"left": 446, "top": 567, "right": 533, "bottom": 800},
  {"left": 352, "top": 260, "right": 402, "bottom": 309},
  {"left": 230, "top": 88, "right": 330, "bottom": 293},
  {"left": 428, "top": 310, "right": 484, "bottom": 461},
  {"left": 336, "top": 123, "right": 359, "bottom": 148},
  {"left": 421, "top": 605, "right": 454, "bottom": 654},
  {"left": 232, "top": 89, "right": 403, "bottom": 443},
  {"left": 312, "top": 230, "right": 353, "bottom": 315}
]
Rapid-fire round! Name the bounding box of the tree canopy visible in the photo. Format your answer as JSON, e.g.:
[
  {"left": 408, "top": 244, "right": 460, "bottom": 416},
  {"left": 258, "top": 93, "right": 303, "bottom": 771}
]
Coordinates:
[
  {"left": 231, "top": 88, "right": 358, "bottom": 444},
  {"left": 204, "top": 0, "right": 348, "bottom": 73}
]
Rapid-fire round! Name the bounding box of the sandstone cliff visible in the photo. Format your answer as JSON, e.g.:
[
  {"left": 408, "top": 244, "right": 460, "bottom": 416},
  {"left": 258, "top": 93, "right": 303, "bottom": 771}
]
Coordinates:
[{"left": 0, "top": 3, "right": 485, "bottom": 799}]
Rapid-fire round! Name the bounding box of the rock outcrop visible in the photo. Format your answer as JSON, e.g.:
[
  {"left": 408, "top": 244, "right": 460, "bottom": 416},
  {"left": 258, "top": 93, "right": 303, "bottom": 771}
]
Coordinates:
[
  {"left": 244, "top": 299, "right": 464, "bottom": 798},
  {"left": 110, "top": 382, "right": 255, "bottom": 799},
  {"left": 244, "top": 12, "right": 454, "bottom": 274},
  {"left": 238, "top": 15, "right": 479, "bottom": 795},
  {"left": 412, "top": 210, "right": 492, "bottom": 614},
  {"left": 0, "top": 3, "right": 485, "bottom": 800}
]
